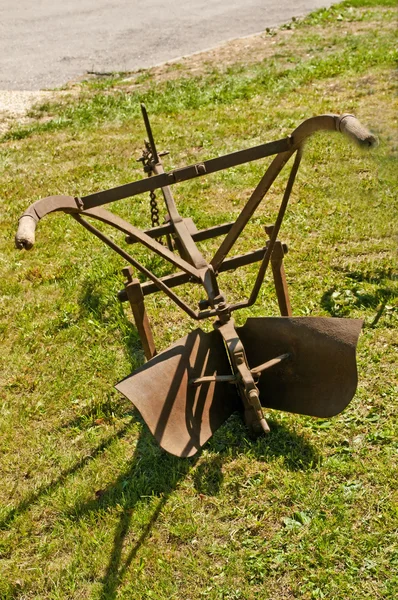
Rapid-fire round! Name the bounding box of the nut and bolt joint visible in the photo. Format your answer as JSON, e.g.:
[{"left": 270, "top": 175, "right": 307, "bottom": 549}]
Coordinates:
[
  {"left": 215, "top": 300, "right": 231, "bottom": 323},
  {"left": 248, "top": 389, "right": 259, "bottom": 403}
]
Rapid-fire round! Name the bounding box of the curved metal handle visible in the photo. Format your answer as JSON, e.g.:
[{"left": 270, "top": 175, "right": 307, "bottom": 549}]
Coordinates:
[
  {"left": 337, "top": 114, "right": 378, "bottom": 148},
  {"left": 291, "top": 113, "right": 378, "bottom": 149},
  {"left": 15, "top": 195, "right": 80, "bottom": 250},
  {"left": 15, "top": 215, "right": 38, "bottom": 250}
]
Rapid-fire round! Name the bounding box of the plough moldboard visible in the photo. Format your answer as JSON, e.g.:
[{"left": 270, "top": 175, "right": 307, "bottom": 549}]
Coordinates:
[{"left": 15, "top": 106, "right": 377, "bottom": 457}]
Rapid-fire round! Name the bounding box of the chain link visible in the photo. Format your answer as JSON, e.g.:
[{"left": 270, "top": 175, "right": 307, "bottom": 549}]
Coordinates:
[{"left": 149, "top": 189, "right": 160, "bottom": 228}]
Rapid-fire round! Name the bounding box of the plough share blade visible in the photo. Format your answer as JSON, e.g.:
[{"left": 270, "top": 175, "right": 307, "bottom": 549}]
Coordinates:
[
  {"left": 116, "top": 317, "right": 362, "bottom": 457},
  {"left": 116, "top": 329, "right": 240, "bottom": 458}
]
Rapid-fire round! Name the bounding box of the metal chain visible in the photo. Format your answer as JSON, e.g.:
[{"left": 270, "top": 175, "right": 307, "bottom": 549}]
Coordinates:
[
  {"left": 149, "top": 189, "right": 160, "bottom": 228},
  {"left": 138, "top": 141, "right": 163, "bottom": 241}
]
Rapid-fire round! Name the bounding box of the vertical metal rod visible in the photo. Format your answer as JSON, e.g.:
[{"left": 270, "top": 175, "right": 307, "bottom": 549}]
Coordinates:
[
  {"left": 122, "top": 267, "right": 157, "bottom": 360},
  {"left": 271, "top": 242, "right": 292, "bottom": 317},
  {"left": 141, "top": 103, "right": 159, "bottom": 163},
  {"left": 246, "top": 146, "right": 303, "bottom": 307},
  {"left": 139, "top": 107, "right": 220, "bottom": 304}
]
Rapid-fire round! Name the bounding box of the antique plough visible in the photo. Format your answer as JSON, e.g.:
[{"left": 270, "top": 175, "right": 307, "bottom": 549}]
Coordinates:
[{"left": 15, "top": 107, "right": 377, "bottom": 457}]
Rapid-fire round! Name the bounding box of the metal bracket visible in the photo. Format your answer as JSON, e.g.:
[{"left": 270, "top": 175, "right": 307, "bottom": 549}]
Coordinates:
[
  {"left": 215, "top": 318, "right": 270, "bottom": 434},
  {"left": 122, "top": 266, "right": 156, "bottom": 361}
]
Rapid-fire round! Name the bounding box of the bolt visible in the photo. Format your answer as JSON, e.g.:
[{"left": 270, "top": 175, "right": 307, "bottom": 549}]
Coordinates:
[
  {"left": 195, "top": 163, "right": 206, "bottom": 175},
  {"left": 265, "top": 225, "right": 274, "bottom": 237},
  {"left": 248, "top": 389, "right": 259, "bottom": 403},
  {"left": 122, "top": 266, "right": 133, "bottom": 282}
]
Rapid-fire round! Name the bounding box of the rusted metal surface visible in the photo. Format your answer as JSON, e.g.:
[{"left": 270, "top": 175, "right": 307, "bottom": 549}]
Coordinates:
[
  {"left": 116, "top": 328, "right": 240, "bottom": 457},
  {"left": 122, "top": 267, "right": 156, "bottom": 361},
  {"left": 115, "top": 314, "right": 362, "bottom": 455},
  {"left": 238, "top": 317, "right": 363, "bottom": 417},
  {"left": 265, "top": 225, "right": 292, "bottom": 317},
  {"left": 118, "top": 247, "right": 268, "bottom": 300},
  {"left": 15, "top": 108, "right": 377, "bottom": 457},
  {"left": 215, "top": 317, "right": 270, "bottom": 434}
]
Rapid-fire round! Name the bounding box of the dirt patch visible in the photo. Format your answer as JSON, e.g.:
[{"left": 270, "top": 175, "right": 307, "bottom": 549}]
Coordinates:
[
  {"left": 136, "top": 28, "right": 296, "bottom": 83},
  {"left": 0, "top": 90, "right": 55, "bottom": 118},
  {"left": 0, "top": 88, "right": 80, "bottom": 135},
  {"left": 0, "top": 90, "right": 57, "bottom": 134}
]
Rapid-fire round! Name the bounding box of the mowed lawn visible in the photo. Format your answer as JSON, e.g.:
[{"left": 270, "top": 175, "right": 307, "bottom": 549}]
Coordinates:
[{"left": 0, "top": 1, "right": 397, "bottom": 599}]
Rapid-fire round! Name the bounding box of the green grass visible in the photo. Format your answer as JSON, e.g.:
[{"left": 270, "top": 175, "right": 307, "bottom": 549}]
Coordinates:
[{"left": 0, "top": 1, "right": 397, "bottom": 599}]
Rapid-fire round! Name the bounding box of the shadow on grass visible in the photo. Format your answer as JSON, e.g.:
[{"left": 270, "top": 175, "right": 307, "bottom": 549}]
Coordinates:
[
  {"left": 1, "top": 404, "right": 318, "bottom": 599},
  {"left": 207, "top": 414, "right": 319, "bottom": 471},
  {"left": 3, "top": 272, "right": 318, "bottom": 598},
  {"left": 79, "top": 280, "right": 146, "bottom": 360},
  {"left": 62, "top": 412, "right": 318, "bottom": 599},
  {"left": 75, "top": 428, "right": 199, "bottom": 600},
  {"left": 321, "top": 265, "right": 396, "bottom": 324},
  {"left": 0, "top": 422, "right": 134, "bottom": 531}
]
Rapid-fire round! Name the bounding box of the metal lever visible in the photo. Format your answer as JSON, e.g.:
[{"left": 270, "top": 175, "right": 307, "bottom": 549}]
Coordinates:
[{"left": 189, "top": 352, "right": 290, "bottom": 386}]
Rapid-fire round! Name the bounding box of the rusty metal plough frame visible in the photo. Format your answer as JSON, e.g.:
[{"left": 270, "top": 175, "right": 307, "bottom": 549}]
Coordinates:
[{"left": 15, "top": 107, "right": 377, "bottom": 456}]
